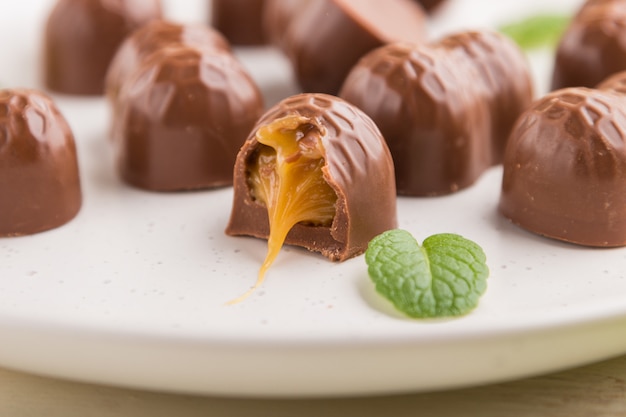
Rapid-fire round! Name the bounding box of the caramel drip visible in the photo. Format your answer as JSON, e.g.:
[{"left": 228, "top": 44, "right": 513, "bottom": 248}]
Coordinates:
[{"left": 229, "top": 115, "right": 337, "bottom": 304}]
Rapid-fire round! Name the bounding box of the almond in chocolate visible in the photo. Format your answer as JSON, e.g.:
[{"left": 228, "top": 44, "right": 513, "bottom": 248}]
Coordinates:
[
  {"left": 226, "top": 93, "right": 397, "bottom": 297},
  {"left": 43, "top": 0, "right": 162, "bottom": 95},
  {"left": 340, "top": 31, "right": 533, "bottom": 196},
  {"left": 0, "top": 89, "right": 81, "bottom": 236},
  {"left": 499, "top": 74, "right": 626, "bottom": 247}
]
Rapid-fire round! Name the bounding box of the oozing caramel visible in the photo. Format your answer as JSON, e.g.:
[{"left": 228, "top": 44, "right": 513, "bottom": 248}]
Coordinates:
[{"left": 231, "top": 115, "right": 337, "bottom": 303}]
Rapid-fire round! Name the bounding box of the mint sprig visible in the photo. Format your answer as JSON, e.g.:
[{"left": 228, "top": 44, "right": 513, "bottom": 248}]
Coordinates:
[
  {"left": 365, "top": 229, "right": 489, "bottom": 318},
  {"left": 499, "top": 14, "right": 571, "bottom": 51}
]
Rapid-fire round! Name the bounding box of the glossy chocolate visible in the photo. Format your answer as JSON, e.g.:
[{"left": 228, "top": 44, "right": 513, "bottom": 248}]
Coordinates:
[
  {"left": 226, "top": 93, "right": 397, "bottom": 261},
  {"left": 112, "top": 46, "right": 264, "bottom": 191},
  {"left": 340, "top": 31, "right": 533, "bottom": 196},
  {"left": 0, "top": 89, "right": 81, "bottom": 236},
  {"left": 211, "top": 0, "right": 268, "bottom": 45},
  {"left": 43, "top": 0, "right": 162, "bottom": 95},
  {"left": 106, "top": 20, "right": 230, "bottom": 104},
  {"left": 499, "top": 78, "right": 626, "bottom": 247},
  {"left": 281, "top": 0, "right": 426, "bottom": 95},
  {"left": 552, "top": 0, "right": 626, "bottom": 90}
]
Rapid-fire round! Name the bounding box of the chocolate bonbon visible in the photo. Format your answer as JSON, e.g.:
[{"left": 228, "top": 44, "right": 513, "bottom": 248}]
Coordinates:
[
  {"left": 280, "top": 0, "right": 426, "bottom": 95},
  {"left": 226, "top": 93, "right": 397, "bottom": 276},
  {"left": 552, "top": 0, "right": 626, "bottom": 90},
  {"left": 0, "top": 89, "right": 82, "bottom": 236},
  {"left": 211, "top": 0, "right": 268, "bottom": 45},
  {"left": 111, "top": 46, "right": 264, "bottom": 191},
  {"left": 340, "top": 31, "right": 533, "bottom": 196},
  {"left": 499, "top": 74, "right": 626, "bottom": 247},
  {"left": 43, "top": 0, "right": 162, "bottom": 95},
  {"left": 106, "top": 20, "right": 230, "bottom": 104}
]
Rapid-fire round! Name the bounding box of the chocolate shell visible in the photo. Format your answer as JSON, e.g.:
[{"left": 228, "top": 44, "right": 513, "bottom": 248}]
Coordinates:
[
  {"left": 105, "top": 20, "right": 231, "bottom": 104},
  {"left": 112, "top": 47, "right": 264, "bottom": 191},
  {"left": 552, "top": 0, "right": 626, "bottom": 90},
  {"left": 499, "top": 77, "right": 626, "bottom": 247},
  {"left": 340, "top": 31, "right": 533, "bottom": 196},
  {"left": 211, "top": 0, "right": 268, "bottom": 45},
  {"left": 226, "top": 93, "right": 397, "bottom": 262},
  {"left": 281, "top": 0, "right": 426, "bottom": 95},
  {"left": 43, "top": 0, "right": 162, "bottom": 95},
  {"left": 0, "top": 89, "right": 82, "bottom": 236}
]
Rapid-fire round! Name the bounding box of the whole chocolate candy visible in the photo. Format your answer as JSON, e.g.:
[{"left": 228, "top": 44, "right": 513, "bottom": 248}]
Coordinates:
[
  {"left": 281, "top": 0, "right": 426, "bottom": 95},
  {"left": 340, "top": 31, "right": 533, "bottom": 196},
  {"left": 211, "top": 0, "right": 268, "bottom": 45},
  {"left": 112, "top": 46, "right": 264, "bottom": 191},
  {"left": 43, "top": 0, "right": 162, "bottom": 95},
  {"left": 0, "top": 89, "right": 82, "bottom": 236},
  {"left": 106, "top": 20, "right": 231, "bottom": 104},
  {"left": 499, "top": 77, "right": 626, "bottom": 247},
  {"left": 552, "top": 0, "right": 626, "bottom": 90},
  {"left": 226, "top": 93, "right": 397, "bottom": 264}
]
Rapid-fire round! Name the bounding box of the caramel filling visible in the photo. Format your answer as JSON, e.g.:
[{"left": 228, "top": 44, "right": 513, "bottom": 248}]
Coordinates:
[{"left": 231, "top": 115, "right": 337, "bottom": 303}]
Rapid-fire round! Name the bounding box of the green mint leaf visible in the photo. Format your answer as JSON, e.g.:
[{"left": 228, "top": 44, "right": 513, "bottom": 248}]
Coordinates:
[
  {"left": 365, "top": 229, "right": 489, "bottom": 319},
  {"left": 499, "top": 14, "right": 571, "bottom": 51}
]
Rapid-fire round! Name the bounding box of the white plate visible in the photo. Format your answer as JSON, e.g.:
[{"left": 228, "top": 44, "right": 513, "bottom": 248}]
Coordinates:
[{"left": 2, "top": 0, "right": 624, "bottom": 398}]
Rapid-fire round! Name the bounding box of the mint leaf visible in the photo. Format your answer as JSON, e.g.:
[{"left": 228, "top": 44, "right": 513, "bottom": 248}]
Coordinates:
[
  {"left": 499, "top": 14, "right": 571, "bottom": 51},
  {"left": 365, "top": 229, "right": 489, "bottom": 318}
]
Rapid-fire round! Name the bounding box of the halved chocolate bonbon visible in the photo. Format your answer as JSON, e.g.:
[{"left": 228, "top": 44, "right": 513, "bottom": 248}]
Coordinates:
[
  {"left": 340, "top": 31, "right": 533, "bottom": 196},
  {"left": 499, "top": 73, "right": 626, "bottom": 247},
  {"left": 0, "top": 89, "right": 82, "bottom": 236},
  {"left": 226, "top": 93, "right": 397, "bottom": 270}
]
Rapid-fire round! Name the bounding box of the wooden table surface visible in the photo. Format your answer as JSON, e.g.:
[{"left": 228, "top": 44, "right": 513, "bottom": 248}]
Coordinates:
[{"left": 2, "top": 353, "right": 625, "bottom": 417}]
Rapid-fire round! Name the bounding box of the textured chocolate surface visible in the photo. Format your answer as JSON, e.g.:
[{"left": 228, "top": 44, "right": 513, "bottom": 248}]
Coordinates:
[
  {"left": 211, "top": 0, "right": 268, "bottom": 45},
  {"left": 340, "top": 31, "right": 533, "bottom": 196},
  {"left": 552, "top": 0, "right": 626, "bottom": 90},
  {"left": 0, "top": 89, "right": 82, "bottom": 236},
  {"left": 281, "top": 0, "right": 426, "bottom": 95},
  {"left": 499, "top": 78, "right": 626, "bottom": 247},
  {"left": 226, "top": 93, "right": 397, "bottom": 261},
  {"left": 112, "top": 47, "right": 264, "bottom": 191},
  {"left": 43, "top": 0, "right": 162, "bottom": 95},
  {"left": 106, "top": 20, "right": 230, "bottom": 104}
]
